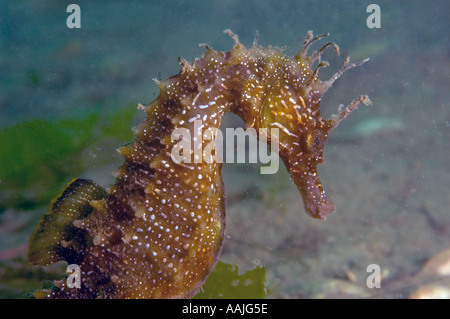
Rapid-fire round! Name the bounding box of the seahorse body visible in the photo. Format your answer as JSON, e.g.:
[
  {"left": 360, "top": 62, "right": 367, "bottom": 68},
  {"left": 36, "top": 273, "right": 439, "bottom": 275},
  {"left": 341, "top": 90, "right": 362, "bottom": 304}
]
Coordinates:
[{"left": 28, "top": 30, "right": 369, "bottom": 298}]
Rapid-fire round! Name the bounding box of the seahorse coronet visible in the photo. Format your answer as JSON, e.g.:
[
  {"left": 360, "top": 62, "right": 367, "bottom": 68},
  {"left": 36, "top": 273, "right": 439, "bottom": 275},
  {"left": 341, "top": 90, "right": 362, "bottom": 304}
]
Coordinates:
[{"left": 28, "top": 30, "right": 369, "bottom": 299}]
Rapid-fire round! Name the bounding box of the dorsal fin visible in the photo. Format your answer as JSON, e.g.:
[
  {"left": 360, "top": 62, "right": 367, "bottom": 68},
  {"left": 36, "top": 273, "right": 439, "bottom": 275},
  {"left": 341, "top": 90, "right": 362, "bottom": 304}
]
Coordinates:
[{"left": 28, "top": 178, "right": 107, "bottom": 266}]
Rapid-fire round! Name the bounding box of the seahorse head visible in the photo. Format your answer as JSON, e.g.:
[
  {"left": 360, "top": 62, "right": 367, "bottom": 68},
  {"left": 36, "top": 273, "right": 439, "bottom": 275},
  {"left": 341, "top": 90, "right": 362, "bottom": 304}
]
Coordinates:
[
  {"left": 256, "top": 67, "right": 337, "bottom": 220},
  {"left": 236, "top": 31, "right": 370, "bottom": 219}
]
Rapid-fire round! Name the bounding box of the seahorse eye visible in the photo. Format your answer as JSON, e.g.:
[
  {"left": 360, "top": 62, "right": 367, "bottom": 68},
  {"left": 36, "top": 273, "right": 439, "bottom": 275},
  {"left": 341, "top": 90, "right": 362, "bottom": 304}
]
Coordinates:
[
  {"left": 301, "top": 131, "right": 323, "bottom": 154},
  {"left": 314, "top": 136, "right": 320, "bottom": 146}
]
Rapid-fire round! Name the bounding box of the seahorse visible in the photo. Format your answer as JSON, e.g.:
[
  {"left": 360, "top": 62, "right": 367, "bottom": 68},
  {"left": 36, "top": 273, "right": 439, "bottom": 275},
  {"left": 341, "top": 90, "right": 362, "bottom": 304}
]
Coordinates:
[{"left": 28, "top": 30, "right": 370, "bottom": 299}]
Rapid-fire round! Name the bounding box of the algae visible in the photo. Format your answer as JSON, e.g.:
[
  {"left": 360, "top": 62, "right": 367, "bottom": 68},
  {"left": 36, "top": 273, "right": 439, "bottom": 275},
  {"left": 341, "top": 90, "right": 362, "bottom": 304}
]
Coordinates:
[
  {"left": 0, "top": 104, "right": 138, "bottom": 212},
  {"left": 194, "top": 261, "right": 266, "bottom": 299},
  {"left": 0, "top": 260, "right": 64, "bottom": 299}
]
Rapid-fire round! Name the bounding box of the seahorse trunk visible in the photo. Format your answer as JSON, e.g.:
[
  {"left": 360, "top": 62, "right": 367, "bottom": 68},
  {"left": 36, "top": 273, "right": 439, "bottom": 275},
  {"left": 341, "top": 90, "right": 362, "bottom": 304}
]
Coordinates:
[{"left": 72, "top": 64, "right": 233, "bottom": 298}]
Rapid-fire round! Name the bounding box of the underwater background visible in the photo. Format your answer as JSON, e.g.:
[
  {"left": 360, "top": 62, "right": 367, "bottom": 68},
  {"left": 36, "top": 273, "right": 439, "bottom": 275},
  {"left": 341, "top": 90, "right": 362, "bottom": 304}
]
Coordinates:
[{"left": 0, "top": 0, "right": 449, "bottom": 298}]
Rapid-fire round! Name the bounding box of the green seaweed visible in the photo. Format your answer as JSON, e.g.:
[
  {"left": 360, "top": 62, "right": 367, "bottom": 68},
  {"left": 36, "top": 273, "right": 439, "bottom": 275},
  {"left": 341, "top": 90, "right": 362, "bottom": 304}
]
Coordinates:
[
  {"left": 0, "top": 105, "right": 138, "bottom": 212},
  {"left": 0, "top": 261, "right": 64, "bottom": 299},
  {"left": 0, "top": 111, "right": 98, "bottom": 210},
  {"left": 194, "top": 261, "right": 266, "bottom": 299}
]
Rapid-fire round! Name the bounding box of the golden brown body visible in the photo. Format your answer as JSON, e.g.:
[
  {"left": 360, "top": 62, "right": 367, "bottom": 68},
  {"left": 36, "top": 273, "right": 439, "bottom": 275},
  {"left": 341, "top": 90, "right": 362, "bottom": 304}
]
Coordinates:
[{"left": 29, "top": 30, "right": 369, "bottom": 298}]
